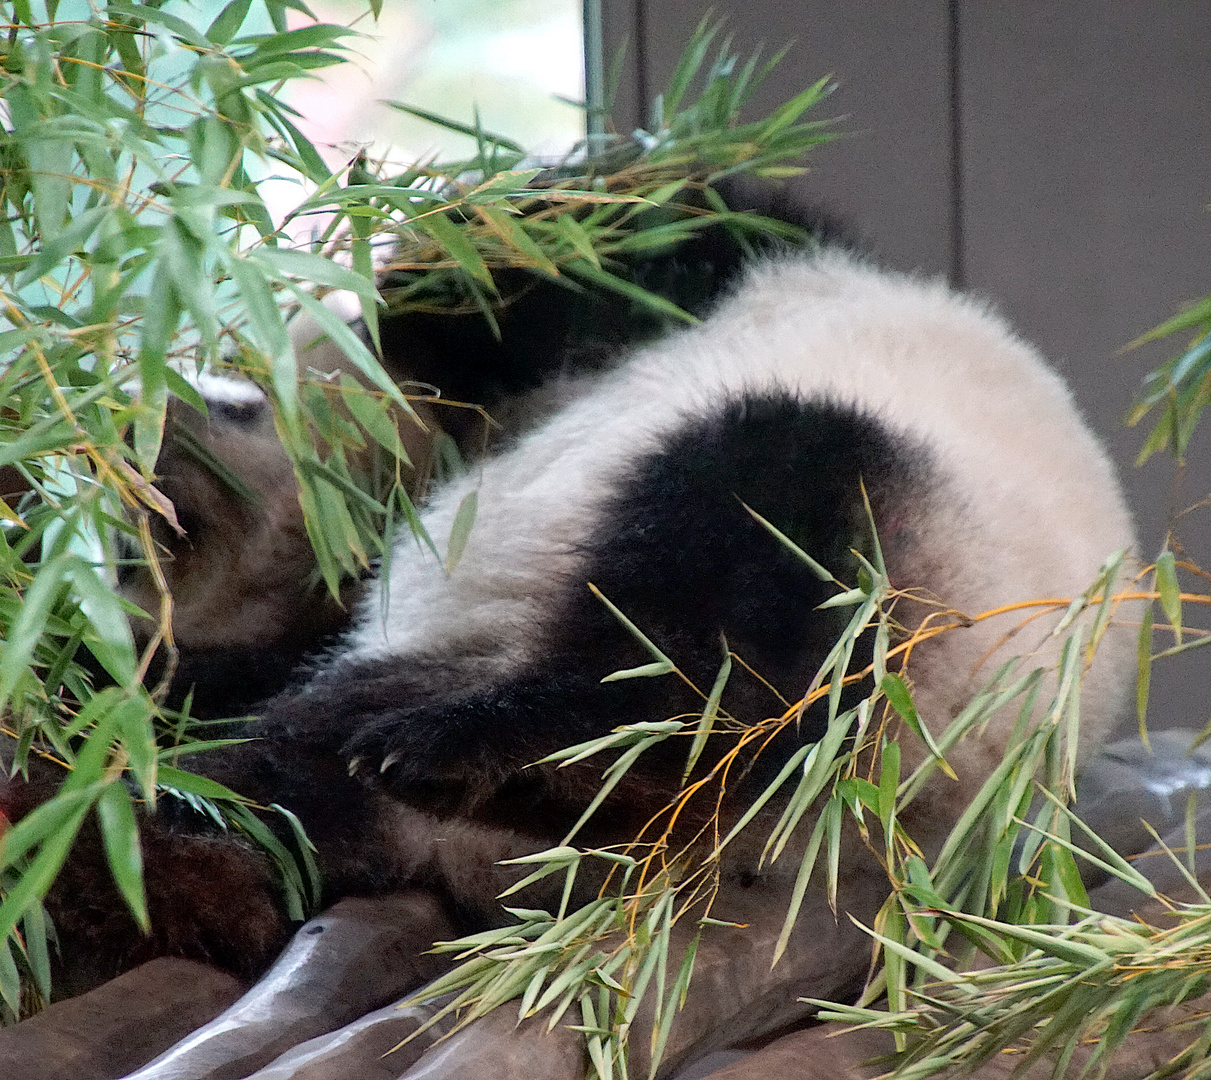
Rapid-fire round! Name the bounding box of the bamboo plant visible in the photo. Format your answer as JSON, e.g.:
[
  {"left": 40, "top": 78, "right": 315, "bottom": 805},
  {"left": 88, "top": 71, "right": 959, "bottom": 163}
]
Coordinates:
[{"left": 0, "top": 2, "right": 835, "bottom": 1021}]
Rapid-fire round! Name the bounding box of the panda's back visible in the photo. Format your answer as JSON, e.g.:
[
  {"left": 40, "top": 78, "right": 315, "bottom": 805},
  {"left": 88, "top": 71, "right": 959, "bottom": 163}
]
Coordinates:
[{"left": 350, "top": 251, "right": 1134, "bottom": 708}]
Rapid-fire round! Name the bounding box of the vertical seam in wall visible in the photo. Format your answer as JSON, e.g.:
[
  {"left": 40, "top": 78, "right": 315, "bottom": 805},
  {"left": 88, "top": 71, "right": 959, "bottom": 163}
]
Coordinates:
[
  {"left": 634, "top": 0, "right": 649, "bottom": 131},
  {"left": 948, "top": 0, "right": 965, "bottom": 288},
  {"left": 584, "top": 0, "right": 606, "bottom": 144}
]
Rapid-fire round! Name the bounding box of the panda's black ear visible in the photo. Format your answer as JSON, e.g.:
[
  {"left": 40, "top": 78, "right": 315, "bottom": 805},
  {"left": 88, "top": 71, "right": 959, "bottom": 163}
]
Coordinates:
[{"left": 711, "top": 174, "right": 864, "bottom": 253}]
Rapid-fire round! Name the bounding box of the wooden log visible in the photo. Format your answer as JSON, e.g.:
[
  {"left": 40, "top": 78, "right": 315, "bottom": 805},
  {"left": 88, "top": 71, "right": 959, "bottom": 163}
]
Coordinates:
[
  {"left": 0, "top": 957, "right": 244, "bottom": 1080},
  {"left": 243, "top": 997, "right": 457, "bottom": 1079},
  {"left": 120, "top": 892, "right": 454, "bottom": 1080}
]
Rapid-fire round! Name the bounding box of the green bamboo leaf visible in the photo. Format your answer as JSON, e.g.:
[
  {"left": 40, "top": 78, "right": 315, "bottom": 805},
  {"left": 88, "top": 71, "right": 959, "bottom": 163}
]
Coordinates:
[
  {"left": 0, "top": 799, "right": 93, "bottom": 947},
  {"left": 156, "top": 738, "right": 251, "bottom": 762},
  {"left": 379, "top": 101, "right": 525, "bottom": 152},
  {"left": 338, "top": 376, "right": 407, "bottom": 460},
  {"left": 661, "top": 15, "right": 722, "bottom": 116},
  {"left": 588, "top": 584, "right": 675, "bottom": 668},
  {"left": 68, "top": 557, "right": 137, "bottom": 685},
  {"left": 738, "top": 503, "right": 834, "bottom": 581},
  {"left": 879, "top": 899, "right": 907, "bottom": 1047},
  {"left": 540, "top": 723, "right": 683, "bottom": 767},
  {"left": 298, "top": 457, "right": 390, "bottom": 518},
  {"left": 647, "top": 931, "right": 699, "bottom": 1079},
  {"left": 272, "top": 803, "right": 321, "bottom": 910},
  {"left": 445, "top": 490, "right": 478, "bottom": 574},
  {"left": 20, "top": 902, "right": 52, "bottom": 1004},
  {"left": 851, "top": 913, "right": 977, "bottom": 990},
  {"left": 565, "top": 258, "right": 696, "bottom": 325},
  {"left": 1151, "top": 635, "right": 1211, "bottom": 663},
  {"left": 557, "top": 215, "right": 601, "bottom": 268},
  {"left": 223, "top": 255, "right": 294, "bottom": 401},
  {"left": 257, "top": 95, "right": 332, "bottom": 183},
  {"left": 156, "top": 765, "right": 248, "bottom": 803},
  {"left": 881, "top": 673, "right": 956, "bottom": 779},
  {"left": 0, "top": 934, "right": 22, "bottom": 1019},
  {"left": 760, "top": 76, "right": 835, "bottom": 137},
  {"left": 771, "top": 799, "right": 830, "bottom": 966},
  {"left": 1155, "top": 549, "right": 1182, "bottom": 644},
  {"left": 113, "top": 696, "right": 159, "bottom": 803},
  {"left": 0, "top": 783, "right": 106, "bottom": 870},
  {"left": 826, "top": 791, "right": 842, "bottom": 912},
  {"left": 724, "top": 742, "right": 814, "bottom": 854},
  {"left": 878, "top": 738, "right": 900, "bottom": 829},
  {"left": 282, "top": 283, "right": 416, "bottom": 416},
  {"left": 517, "top": 963, "right": 554, "bottom": 1020},
  {"left": 1135, "top": 406, "right": 1177, "bottom": 464},
  {"left": 0, "top": 551, "right": 70, "bottom": 711},
  {"left": 96, "top": 782, "right": 148, "bottom": 930},
  {"left": 24, "top": 132, "right": 74, "bottom": 239},
  {"left": 474, "top": 205, "right": 560, "bottom": 277},
  {"left": 406, "top": 208, "right": 494, "bottom": 286},
  {"left": 1126, "top": 295, "right": 1211, "bottom": 348},
  {"left": 298, "top": 469, "right": 366, "bottom": 580},
  {"left": 107, "top": 2, "right": 213, "bottom": 48},
  {"left": 817, "top": 587, "right": 867, "bottom": 609},
  {"left": 227, "top": 804, "right": 310, "bottom": 922},
  {"left": 463, "top": 169, "right": 545, "bottom": 203},
  {"left": 254, "top": 248, "right": 378, "bottom": 302},
  {"left": 682, "top": 653, "right": 730, "bottom": 784},
  {"left": 0, "top": 417, "right": 78, "bottom": 470},
  {"left": 600, "top": 661, "right": 676, "bottom": 682},
  {"left": 946, "top": 911, "right": 1112, "bottom": 966},
  {"left": 762, "top": 743, "right": 832, "bottom": 866},
  {"left": 206, "top": 0, "right": 252, "bottom": 46},
  {"left": 560, "top": 736, "right": 666, "bottom": 845},
  {"left": 239, "top": 23, "right": 358, "bottom": 57},
  {"left": 16, "top": 206, "right": 109, "bottom": 287}
]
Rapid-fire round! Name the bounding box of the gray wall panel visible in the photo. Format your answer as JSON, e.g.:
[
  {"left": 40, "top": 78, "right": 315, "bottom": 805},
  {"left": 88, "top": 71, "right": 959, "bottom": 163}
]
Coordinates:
[
  {"left": 602, "top": 1, "right": 954, "bottom": 273},
  {"left": 599, "top": 0, "right": 645, "bottom": 136},
  {"left": 960, "top": 3, "right": 1211, "bottom": 730}
]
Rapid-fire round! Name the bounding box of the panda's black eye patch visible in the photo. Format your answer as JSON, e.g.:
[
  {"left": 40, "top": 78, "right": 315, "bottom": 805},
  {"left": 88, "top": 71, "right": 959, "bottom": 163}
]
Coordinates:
[
  {"left": 209, "top": 398, "right": 265, "bottom": 425},
  {"left": 173, "top": 506, "right": 206, "bottom": 539}
]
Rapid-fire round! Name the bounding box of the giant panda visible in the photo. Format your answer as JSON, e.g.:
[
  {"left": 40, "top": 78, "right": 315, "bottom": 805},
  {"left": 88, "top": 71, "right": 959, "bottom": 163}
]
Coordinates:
[
  {"left": 195, "top": 245, "right": 1137, "bottom": 1070},
  {"left": 12, "top": 242, "right": 1138, "bottom": 1071},
  {"left": 258, "top": 245, "right": 1137, "bottom": 834}
]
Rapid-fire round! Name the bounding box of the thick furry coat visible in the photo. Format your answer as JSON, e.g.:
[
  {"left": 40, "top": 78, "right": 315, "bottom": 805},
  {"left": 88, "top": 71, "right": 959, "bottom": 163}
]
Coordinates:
[{"left": 262, "top": 249, "right": 1136, "bottom": 848}]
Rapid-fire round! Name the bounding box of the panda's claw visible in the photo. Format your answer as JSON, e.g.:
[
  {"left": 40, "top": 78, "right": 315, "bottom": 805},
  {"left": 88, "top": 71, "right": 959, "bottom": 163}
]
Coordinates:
[{"left": 341, "top": 713, "right": 490, "bottom": 814}]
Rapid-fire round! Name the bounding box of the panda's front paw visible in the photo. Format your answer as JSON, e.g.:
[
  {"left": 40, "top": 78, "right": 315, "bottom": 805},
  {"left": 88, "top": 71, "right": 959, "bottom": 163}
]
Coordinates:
[{"left": 342, "top": 712, "right": 506, "bottom": 815}]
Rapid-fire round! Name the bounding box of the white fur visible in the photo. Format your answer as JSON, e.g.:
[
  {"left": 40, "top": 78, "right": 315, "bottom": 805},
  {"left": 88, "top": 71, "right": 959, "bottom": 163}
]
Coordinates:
[
  {"left": 345, "top": 250, "right": 1138, "bottom": 793},
  {"left": 192, "top": 371, "right": 268, "bottom": 408}
]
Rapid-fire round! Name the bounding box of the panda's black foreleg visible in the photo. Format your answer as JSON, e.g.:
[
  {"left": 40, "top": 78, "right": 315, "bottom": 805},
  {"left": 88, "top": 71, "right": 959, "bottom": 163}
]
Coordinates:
[{"left": 341, "top": 669, "right": 704, "bottom": 837}]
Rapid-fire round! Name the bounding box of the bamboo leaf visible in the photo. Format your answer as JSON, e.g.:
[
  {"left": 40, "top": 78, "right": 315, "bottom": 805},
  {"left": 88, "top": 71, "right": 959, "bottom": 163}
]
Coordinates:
[
  {"left": 206, "top": 0, "right": 252, "bottom": 45},
  {"left": 600, "top": 661, "right": 676, "bottom": 682},
  {"left": 379, "top": 101, "right": 525, "bottom": 152},
  {"left": 682, "top": 653, "right": 730, "bottom": 784},
  {"left": 1155, "top": 550, "right": 1182, "bottom": 644},
  {"left": 96, "top": 782, "right": 148, "bottom": 930},
  {"left": 444, "top": 491, "right": 478, "bottom": 574}
]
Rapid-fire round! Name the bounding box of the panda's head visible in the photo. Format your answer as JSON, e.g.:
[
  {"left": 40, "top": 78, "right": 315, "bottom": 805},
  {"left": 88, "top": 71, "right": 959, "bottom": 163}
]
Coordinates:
[{"left": 120, "top": 376, "right": 356, "bottom": 716}]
